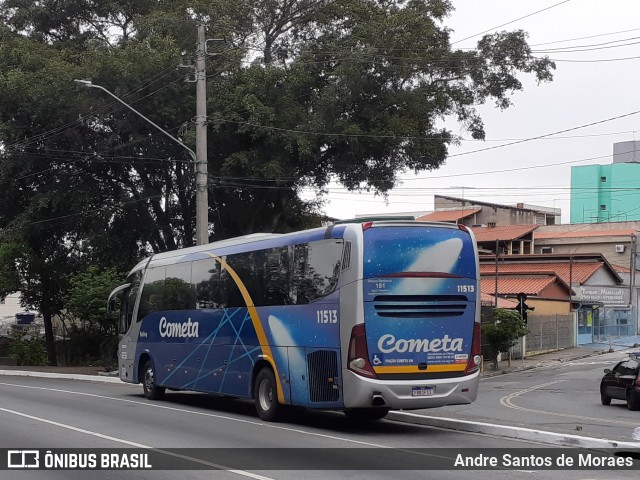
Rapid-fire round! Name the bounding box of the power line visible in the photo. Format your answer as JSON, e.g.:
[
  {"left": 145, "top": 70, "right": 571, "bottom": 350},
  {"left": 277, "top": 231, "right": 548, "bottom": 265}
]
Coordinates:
[
  {"left": 532, "top": 37, "right": 640, "bottom": 53},
  {"left": 545, "top": 55, "right": 640, "bottom": 63},
  {"left": 446, "top": 109, "right": 640, "bottom": 159},
  {"left": 451, "top": 0, "right": 573, "bottom": 45},
  {"left": 530, "top": 27, "right": 640, "bottom": 47}
]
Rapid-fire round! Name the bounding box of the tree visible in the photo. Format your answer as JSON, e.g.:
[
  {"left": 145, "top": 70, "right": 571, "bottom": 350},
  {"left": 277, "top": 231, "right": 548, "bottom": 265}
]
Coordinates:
[
  {"left": 0, "top": 0, "right": 555, "bottom": 252},
  {"left": 482, "top": 308, "right": 529, "bottom": 370},
  {"left": 65, "top": 266, "right": 124, "bottom": 335}
]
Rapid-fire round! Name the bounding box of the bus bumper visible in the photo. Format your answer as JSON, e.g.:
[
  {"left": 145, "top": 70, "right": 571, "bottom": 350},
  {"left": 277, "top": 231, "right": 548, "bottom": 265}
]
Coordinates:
[{"left": 342, "top": 370, "right": 479, "bottom": 410}]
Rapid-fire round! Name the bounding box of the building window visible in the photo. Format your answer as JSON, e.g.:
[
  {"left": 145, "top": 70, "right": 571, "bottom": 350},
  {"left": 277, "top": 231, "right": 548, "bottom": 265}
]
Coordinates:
[
  {"left": 541, "top": 247, "right": 553, "bottom": 254},
  {"left": 601, "top": 176, "right": 607, "bottom": 182},
  {"left": 600, "top": 204, "right": 607, "bottom": 211}
]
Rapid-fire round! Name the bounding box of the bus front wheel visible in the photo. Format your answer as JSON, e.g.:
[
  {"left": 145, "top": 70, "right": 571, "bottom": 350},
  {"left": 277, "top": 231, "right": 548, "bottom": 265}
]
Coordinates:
[
  {"left": 142, "top": 360, "right": 165, "bottom": 400},
  {"left": 254, "top": 368, "right": 280, "bottom": 421}
]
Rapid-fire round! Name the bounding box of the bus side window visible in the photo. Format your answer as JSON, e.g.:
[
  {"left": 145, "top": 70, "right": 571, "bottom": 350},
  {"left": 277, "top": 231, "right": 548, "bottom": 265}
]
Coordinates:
[
  {"left": 223, "top": 255, "right": 247, "bottom": 308},
  {"left": 263, "top": 247, "right": 291, "bottom": 306},
  {"left": 165, "top": 262, "right": 195, "bottom": 310},
  {"left": 193, "top": 258, "right": 220, "bottom": 309},
  {"left": 138, "top": 267, "right": 166, "bottom": 320},
  {"left": 292, "top": 240, "right": 342, "bottom": 304},
  {"left": 126, "top": 270, "right": 142, "bottom": 326}
]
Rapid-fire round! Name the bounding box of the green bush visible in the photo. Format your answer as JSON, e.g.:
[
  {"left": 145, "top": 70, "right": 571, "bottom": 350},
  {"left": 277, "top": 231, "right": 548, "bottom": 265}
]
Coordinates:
[
  {"left": 482, "top": 309, "right": 529, "bottom": 370},
  {"left": 9, "top": 331, "right": 47, "bottom": 366}
]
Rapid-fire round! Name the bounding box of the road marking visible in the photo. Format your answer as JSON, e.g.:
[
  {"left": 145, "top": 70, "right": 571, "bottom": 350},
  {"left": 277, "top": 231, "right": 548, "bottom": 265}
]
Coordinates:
[
  {"left": 500, "top": 380, "right": 640, "bottom": 427},
  {"left": 558, "top": 361, "right": 616, "bottom": 366},
  {"left": 0, "top": 381, "right": 483, "bottom": 472},
  {"left": 0, "top": 381, "right": 389, "bottom": 448},
  {"left": 0, "top": 404, "right": 272, "bottom": 479}
]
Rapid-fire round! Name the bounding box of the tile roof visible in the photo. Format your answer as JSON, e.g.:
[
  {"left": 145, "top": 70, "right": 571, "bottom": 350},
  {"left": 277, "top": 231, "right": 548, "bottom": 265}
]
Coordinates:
[
  {"left": 480, "top": 262, "right": 602, "bottom": 284},
  {"left": 535, "top": 228, "right": 638, "bottom": 240},
  {"left": 472, "top": 224, "right": 539, "bottom": 242},
  {"left": 480, "top": 275, "right": 558, "bottom": 296},
  {"left": 417, "top": 208, "right": 481, "bottom": 222},
  {"left": 480, "top": 292, "right": 519, "bottom": 308},
  {"left": 612, "top": 264, "right": 631, "bottom": 273}
]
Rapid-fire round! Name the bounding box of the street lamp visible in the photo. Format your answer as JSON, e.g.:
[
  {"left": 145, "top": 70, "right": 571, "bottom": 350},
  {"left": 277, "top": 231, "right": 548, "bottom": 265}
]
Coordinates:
[{"left": 74, "top": 79, "right": 209, "bottom": 246}]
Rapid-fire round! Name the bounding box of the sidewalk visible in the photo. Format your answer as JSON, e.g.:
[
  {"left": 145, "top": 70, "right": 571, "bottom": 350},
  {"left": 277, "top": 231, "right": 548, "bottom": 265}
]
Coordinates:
[{"left": 481, "top": 335, "right": 640, "bottom": 377}]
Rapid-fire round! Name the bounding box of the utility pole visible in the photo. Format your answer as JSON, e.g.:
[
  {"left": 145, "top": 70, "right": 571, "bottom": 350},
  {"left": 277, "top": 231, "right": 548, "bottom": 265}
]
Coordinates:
[
  {"left": 494, "top": 240, "right": 499, "bottom": 308},
  {"left": 195, "top": 23, "right": 209, "bottom": 246}
]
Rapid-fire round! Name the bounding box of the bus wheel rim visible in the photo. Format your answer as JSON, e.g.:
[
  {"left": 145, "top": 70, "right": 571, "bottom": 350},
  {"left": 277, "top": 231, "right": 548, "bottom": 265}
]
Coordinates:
[{"left": 259, "top": 378, "right": 273, "bottom": 411}]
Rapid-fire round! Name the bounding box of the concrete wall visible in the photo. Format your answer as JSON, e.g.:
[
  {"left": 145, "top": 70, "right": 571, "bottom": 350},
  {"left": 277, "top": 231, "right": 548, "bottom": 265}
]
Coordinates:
[
  {"left": 613, "top": 140, "right": 640, "bottom": 164},
  {"left": 434, "top": 196, "right": 540, "bottom": 226},
  {"left": 0, "top": 293, "right": 24, "bottom": 319}
]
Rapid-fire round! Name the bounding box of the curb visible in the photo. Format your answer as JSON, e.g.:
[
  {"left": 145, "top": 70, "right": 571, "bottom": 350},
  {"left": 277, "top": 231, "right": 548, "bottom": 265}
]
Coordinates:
[
  {"left": 387, "top": 411, "right": 640, "bottom": 449},
  {"left": 0, "top": 370, "right": 123, "bottom": 384},
  {"left": 480, "top": 350, "right": 611, "bottom": 378}
]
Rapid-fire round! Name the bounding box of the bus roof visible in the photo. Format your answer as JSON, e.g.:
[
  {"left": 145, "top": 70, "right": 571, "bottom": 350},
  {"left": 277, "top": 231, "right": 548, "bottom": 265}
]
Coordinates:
[{"left": 128, "top": 221, "right": 471, "bottom": 275}]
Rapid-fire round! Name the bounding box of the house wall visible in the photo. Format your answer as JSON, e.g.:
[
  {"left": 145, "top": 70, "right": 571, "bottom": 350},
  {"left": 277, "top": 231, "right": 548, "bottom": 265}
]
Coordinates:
[
  {"left": 534, "top": 236, "right": 635, "bottom": 270},
  {"left": 539, "top": 282, "right": 572, "bottom": 302},
  {"left": 528, "top": 298, "right": 571, "bottom": 315}
]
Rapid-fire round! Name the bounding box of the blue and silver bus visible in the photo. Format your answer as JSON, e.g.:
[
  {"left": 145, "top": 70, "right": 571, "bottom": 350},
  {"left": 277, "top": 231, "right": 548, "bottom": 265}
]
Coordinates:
[{"left": 108, "top": 220, "right": 481, "bottom": 421}]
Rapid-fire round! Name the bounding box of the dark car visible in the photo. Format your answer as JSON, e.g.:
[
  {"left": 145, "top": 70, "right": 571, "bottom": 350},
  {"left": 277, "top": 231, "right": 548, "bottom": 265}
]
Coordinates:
[{"left": 600, "top": 353, "right": 640, "bottom": 410}]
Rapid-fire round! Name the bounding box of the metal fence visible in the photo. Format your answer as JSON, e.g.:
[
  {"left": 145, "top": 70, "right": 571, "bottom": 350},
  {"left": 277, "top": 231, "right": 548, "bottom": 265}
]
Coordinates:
[{"left": 510, "top": 314, "right": 575, "bottom": 358}]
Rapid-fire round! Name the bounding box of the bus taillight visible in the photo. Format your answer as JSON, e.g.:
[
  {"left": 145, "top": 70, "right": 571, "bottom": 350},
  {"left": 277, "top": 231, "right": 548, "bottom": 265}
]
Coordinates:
[
  {"left": 464, "top": 322, "right": 482, "bottom": 375},
  {"left": 347, "top": 323, "right": 377, "bottom": 378}
]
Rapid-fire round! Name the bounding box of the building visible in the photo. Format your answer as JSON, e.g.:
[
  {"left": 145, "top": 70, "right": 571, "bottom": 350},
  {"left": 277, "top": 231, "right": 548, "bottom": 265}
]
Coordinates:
[
  {"left": 432, "top": 195, "right": 560, "bottom": 226},
  {"left": 480, "top": 269, "right": 572, "bottom": 315},
  {"left": 0, "top": 293, "right": 23, "bottom": 320},
  {"left": 471, "top": 224, "right": 539, "bottom": 255},
  {"left": 571, "top": 141, "right": 640, "bottom": 223},
  {"left": 480, "top": 254, "right": 627, "bottom": 344}
]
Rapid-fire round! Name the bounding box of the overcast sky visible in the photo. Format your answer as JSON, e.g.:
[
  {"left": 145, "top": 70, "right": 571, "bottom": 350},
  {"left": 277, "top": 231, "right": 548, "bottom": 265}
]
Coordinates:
[{"left": 303, "top": 0, "right": 640, "bottom": 223}]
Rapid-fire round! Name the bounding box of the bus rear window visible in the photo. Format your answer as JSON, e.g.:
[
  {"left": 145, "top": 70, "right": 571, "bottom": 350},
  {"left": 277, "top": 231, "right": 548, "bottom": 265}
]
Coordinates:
[{"left": 363, "top": 226, "right": 476, "bottom": 279}]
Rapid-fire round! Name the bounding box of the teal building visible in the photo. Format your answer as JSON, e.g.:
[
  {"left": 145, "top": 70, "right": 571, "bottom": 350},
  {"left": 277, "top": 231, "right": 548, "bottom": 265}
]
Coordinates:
[{"left": 571, "top": 142, "right": 640, "bottom": 223}]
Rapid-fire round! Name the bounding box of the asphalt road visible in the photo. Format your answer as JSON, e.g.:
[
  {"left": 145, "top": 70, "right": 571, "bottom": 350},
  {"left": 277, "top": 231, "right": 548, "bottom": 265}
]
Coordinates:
[
  {"left": 0, "top": 375, "right": 638, "bottom": 479},
  {"left": 416, "top": 349, "right": 640, "bottom": 441}
]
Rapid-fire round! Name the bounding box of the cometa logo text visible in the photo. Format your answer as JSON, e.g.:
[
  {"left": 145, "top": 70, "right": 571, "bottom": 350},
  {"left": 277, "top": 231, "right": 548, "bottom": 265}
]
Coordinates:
[
  {"left": 159, "top": 317, "right": 200, "bottom": 338},
  {"left": 377, "top": 334, "right": 463, "bottom": 353}
]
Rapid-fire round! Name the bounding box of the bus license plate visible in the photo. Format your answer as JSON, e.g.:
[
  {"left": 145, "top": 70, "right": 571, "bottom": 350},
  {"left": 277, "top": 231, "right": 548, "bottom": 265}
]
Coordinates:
[{"left": 412, "top": 386, "right": 434, "bottom": 397}]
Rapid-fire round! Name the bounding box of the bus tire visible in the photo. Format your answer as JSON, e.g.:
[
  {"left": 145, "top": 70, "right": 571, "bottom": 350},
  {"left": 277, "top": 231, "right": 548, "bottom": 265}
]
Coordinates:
[
  {"left": 344, "top": 408, "right": 389, "bottom": 421},
  {"left": 142, "top": 360, "right": 165, "bottom": 400},
  {"left": 254, "top": 367, "right": 280, "bottom": 421}
]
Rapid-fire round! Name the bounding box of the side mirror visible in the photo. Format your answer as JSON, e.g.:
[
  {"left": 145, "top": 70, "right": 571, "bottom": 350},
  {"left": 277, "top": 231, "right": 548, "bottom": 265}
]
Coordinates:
[{"left": 604, "top": 368, "right": 611, "bottom": 374}]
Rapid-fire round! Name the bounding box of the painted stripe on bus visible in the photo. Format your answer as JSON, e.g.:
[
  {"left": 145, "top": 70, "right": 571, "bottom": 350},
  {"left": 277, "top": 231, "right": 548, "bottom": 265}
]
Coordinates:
[
  {"left": 372, "top": 364, "right": 466, "bottom": 374},
  {"left": 203, "top": 252, "right": 286, "bottom": 404}
]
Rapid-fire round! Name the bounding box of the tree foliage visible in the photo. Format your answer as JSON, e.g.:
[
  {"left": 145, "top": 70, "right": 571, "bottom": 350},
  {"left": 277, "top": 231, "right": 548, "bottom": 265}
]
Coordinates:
[
  {"left": 65, "top": 266, "right": 124, "bottom": 335},
  {"left": 0, "top": 0, "right": 555, "bottom": 247},
  {"left": 482, "top": 308, "right": 529, "bottom": 370}
]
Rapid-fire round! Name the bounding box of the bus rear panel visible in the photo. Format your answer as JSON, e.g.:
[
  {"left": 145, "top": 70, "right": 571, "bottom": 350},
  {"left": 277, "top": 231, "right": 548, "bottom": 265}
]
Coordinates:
[{"left": 342, "top": 222, "right": 480, "bottom": 410}]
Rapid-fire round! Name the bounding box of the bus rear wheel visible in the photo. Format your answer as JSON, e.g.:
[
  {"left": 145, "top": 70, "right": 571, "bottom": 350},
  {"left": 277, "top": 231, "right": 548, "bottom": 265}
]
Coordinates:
[
  {"left": 254, "top": 368, "right": 280, "bottom": 421},
  {"left": 142, "top": 360, "right": 165, "bottom": 400},
  {"left": 344, "top": 408, "right": 389, "bottom": 421}
]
